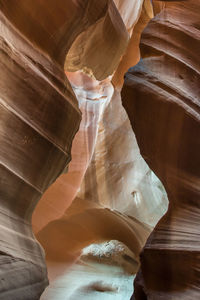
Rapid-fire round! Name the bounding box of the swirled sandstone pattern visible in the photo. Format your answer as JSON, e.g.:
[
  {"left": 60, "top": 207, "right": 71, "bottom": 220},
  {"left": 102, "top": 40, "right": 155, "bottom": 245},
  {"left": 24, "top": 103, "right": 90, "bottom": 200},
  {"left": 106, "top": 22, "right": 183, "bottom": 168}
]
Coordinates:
[
  {"left": 0, "top": 0, "right": 130, "bottom": 298},
  {"left": 122, "top": 0, "right": 200, "bottom": 299},
  {"left": 0, "top": 0, "right": 181, "bottom": 299},
  {"left": 0, "top": 1, "right": 154, "bottom": 298},
  {"left": 33, "top": 4, "right": 166, "bottom": 298}
]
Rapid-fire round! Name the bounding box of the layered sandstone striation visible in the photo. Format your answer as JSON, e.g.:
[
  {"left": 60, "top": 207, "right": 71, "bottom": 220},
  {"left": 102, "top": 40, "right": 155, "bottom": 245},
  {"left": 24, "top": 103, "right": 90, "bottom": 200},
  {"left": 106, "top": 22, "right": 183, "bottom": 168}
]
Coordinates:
[
  {"left": 32, "top": 72, "right": 115, "bottom": 233},
  {"left": 0, "top": 3, "right": 81, "bottom": 299},
  {"left": 0, "top": 0, "right": 129, "bottom": 298},
  {"left": 0, "top": 1, "right": 155, "bottom": 298},
  {"left": 32, "top": 1, "right": 167, "bottom": 298},
  {"left": 34, "top": 2, "right": 169, "bottom": 299},
  {"left": 122, "top": 0, "right": 200, "bottom": 298},
  {"left": 32, "top": 0, "right": 154, "bottom": 233},
  {"left": 32, "top": 0, "right": 166, "bottom": 279},
  {"left": 0, "top": 0, "right": 189, "bottom": 299}
]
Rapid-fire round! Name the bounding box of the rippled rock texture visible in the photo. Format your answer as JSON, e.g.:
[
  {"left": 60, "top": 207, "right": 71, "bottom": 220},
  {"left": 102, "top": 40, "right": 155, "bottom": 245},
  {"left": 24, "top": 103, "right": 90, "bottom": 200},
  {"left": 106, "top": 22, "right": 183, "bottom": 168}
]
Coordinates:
[
  {"left": 0, "top": 2, "right": 83, "bottom": 298},
  {"left": 32, "top": 0, "right": 154, "bottom": 233},
  {"left": 31, "top": 3, "right": 168, "bottom": 299},
  {"left": 122, "top": 1, "right": 200, "bottom": 299},
  {"left": 32, "top": 0, "right": 163, "bottom": 271},
  {"left": 2, "top": 0, "right": 196, "bottom": 299},
  {"left": 1, "top": 0, "right": 125, "bottom": 298},
  {"left": 0, "top": 1, "right": 155, "bottom": 299}
]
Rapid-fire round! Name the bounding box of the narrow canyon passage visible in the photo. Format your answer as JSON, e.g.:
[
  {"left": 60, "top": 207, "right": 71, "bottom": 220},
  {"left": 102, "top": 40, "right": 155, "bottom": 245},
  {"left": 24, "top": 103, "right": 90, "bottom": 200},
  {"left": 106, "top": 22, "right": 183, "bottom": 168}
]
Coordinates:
[
  {"left": 0, "top": 1, "right": 199, "bottom": 300},
  {"left": 36, "top": 76, "right": 168, "bottom": 299}
]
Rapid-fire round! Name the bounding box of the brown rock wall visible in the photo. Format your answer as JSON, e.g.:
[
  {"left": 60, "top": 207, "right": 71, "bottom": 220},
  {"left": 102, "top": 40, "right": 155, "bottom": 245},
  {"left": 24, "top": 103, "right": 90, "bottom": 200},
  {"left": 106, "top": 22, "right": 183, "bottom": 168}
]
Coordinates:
[{"left": 122, "top": 1, "right": 200, "bottom": 298}]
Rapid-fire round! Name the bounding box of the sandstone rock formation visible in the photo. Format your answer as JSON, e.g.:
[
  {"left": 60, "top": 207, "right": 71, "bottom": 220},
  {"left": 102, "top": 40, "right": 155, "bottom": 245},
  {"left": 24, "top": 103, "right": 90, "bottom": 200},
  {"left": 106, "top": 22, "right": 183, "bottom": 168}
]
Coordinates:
[
  {"left": 0, "top": 2, "right": 81, "bottom": 298},
  {"left": 122, "top": 0, "right": 200, "bottom": 299},
  {"left": 37, "top": 197, "right": 151, "bottom": 264},
  {"left": 1, "top": 0, "right": 129, "bottom": 298},
  {"left": 1, "top": 0, "right": 197, "bottom": 299},
  {"left": 31, "top": 3, "right": 168, "bottom": 298},
  {"left": 0, "top": 1, "right": 155, "bottom": 298},
  {"left": 41, "top": 240, "right": 137, "bottom": 300},
  {"left": 78, "top": 89, "right": 168, "bottom": 228},
  {"left": 32, "top": 0, "right": 154, "bottom": 233},
  {"left": 32, "top": 72, "right": 115, "bottom": 233}
]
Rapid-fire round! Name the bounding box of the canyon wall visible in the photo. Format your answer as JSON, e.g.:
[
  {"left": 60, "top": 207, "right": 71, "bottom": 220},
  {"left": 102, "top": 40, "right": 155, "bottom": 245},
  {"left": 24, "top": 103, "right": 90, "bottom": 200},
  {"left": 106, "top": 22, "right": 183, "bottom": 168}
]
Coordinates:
[{"left": 122, "top": 1, "right": 200, "bottom": 299}]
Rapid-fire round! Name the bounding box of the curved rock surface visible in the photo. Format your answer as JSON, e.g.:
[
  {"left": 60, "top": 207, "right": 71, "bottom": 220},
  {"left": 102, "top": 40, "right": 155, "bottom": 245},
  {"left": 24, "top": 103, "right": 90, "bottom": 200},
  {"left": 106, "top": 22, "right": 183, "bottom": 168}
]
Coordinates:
[
  {"left": 37, "top": 197, "right": 151, "bottom": 264},
  {"left": 41, "top": 240, "right": 137, "bottom": 300},
  {"left": 1, "top": 0, "right": 188, "bottom": 299},
  {"left": 1, "top": 0, "right": 127, "bottom": 298},
  {"left": 0, "top": 5, "right": 81, "bottom": 300},
  {"left": 122, "top": 0, "right": 200, "bottom": 299},
  {"left": 32, "top": 72, "right": 114, "bottom": 233},
  {"left": 31, "top": 1, "right": 166, "bottom": 298},
  {"left": 0, "top": 1, "right": 155, "bottom": 298},
  {"left": 78, "top": 89, "right": 168, "bottom": 228},
  {"left": 32, "top": 0, "right": 154, "bottom": 234}
]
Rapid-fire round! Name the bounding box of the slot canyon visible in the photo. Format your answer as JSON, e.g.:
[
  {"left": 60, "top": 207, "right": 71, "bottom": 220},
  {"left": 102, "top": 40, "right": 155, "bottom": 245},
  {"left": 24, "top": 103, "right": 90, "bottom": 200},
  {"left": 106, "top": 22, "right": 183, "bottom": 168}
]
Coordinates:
[{"left": 0, "top": 0, "right": 199, "bottom": 299}]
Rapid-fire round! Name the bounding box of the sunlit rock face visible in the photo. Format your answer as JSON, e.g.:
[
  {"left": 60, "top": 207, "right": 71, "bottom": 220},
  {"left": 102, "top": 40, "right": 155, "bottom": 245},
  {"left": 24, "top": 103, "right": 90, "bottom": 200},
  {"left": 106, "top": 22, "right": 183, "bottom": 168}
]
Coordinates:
[
  {"left": 122, "top": 0, "right": 200, "bottom": 299},
  {"left": 32, "top": 0, "right": 152, "bottom": 233},
  {"left": 81, "top": 240, "right": 138, "bottom": 273},
  {"left": 41, "top": 241, "right": 136, "bottom": 300},
  {"left": 35, "top": 1, "right": 169, "bottom": 299},
  {"left": 78, "top": 89, "right": 168, "bottom": 227},
  {"left": 32, "top": 72, "right": 114, "bottom": 233},
  {"left": 33, "top": 0, "right": 160, "bottom": 236}
]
